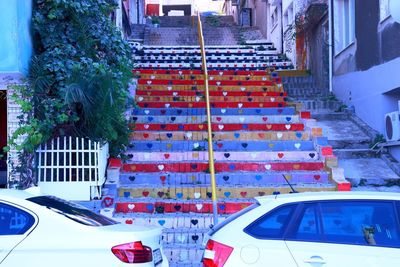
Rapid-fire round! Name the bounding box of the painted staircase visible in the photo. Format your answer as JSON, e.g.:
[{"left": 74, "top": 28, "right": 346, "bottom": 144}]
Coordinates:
[{"left": 101, "top": 45, "right": 350, "bottom": 266}]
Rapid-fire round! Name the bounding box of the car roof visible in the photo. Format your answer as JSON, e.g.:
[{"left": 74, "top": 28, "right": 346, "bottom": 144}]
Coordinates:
[
  {"left": 0, "top": 189, "right": 35, "bottom": 201},
  {"left": 255, "top": 191, "right": 400, "bottom": 205}
]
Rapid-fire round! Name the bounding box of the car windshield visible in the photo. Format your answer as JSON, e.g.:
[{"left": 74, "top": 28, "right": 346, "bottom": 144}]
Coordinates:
[{"left": 27, "top": 196, "right": 119, "bottom": 226}]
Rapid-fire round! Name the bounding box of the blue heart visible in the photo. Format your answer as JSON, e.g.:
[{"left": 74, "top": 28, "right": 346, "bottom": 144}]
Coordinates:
[
  {"left": 124, "top": 191, "right": 131, "bottom": 198},
  {"left": 242, "top": 124, "right": 248, "bottom": 129},
  {"left": 219, "top": 204, "right": 226, "bottom": 210},
  {"left": 178, "top": 124, "right": 184, "bottom": 130},
  {"left": 255, "top": 109, "right": 261, "bottom": 114},
  {"left": 166, "top": 133, "right": 173, "bottom": 138},
  {"left": 176, "top": 192, "right": 183, "bottom": 199},
  {"left": 273, "top": 191, "right": 281, "bottom": 195},
  {"left": 148, "top": 117, "right": 154, "bottom": 122},
  {"left": 255, "top": 175, "right": 262, "bottom": 181},
  {"left": 286, "top": 117, "right": 291, "bottom": 122},
  {"left": 229, "top": 164, "right": 235, "bottom": 170},
  {"left": 234, "top": 133, "right": 240, "bottom": 138},
  {"left": 158, "top": 220, "right": 166, "bottom": 226},
  {"left": 296, "top": 132, "right": 302, "bottom": 138},
  {"left": 146, "top": 143, "right": 153, "bottom": 148},
  {"left": 224, "top": 192, "right": 231, "bottom": 197},
  {"left": 146, "top": 204, "right": 154, "bottom": 211}
]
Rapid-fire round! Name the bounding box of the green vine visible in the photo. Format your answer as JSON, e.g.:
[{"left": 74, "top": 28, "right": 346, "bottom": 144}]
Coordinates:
[{"left": 5, "top": 0, "right": 134, "bottom": 188}]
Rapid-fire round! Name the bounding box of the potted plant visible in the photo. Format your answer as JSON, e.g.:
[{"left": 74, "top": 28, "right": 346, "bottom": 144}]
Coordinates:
[{"left": 152, "top": 16, "right": 160, "bottom": 28}]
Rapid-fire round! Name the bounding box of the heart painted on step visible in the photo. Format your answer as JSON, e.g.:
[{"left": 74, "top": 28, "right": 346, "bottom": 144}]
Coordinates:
[
  {"left": 277, "top": 132, "right": 283, "bottom": 139},
  {"left": 239, "top": 117, "right": 245, "bottom": 123},
  {"left": 265, "top": 164, "right": 272, "bottom": 170},
  {"left": 255, "top": 175, "right": 262, "bottom": 181},
  {"left": 193, "top": 142, "right": 200, "bottom": 149},
  {"left": 128, "top": 176, "right": 135, "bottom": 181},
  {"left": 206, "top": 192, "right": 212, "bottom": 198},
  {"left": 146, "top": 204, "right": 153, "bottom": 211},
  {"left": 158, "top": 165, "right": 165, "bottom": 171},
  {"left": 238, "top": 103, "right": 243, "bottom": 108},
  {"left": 286, "top": 117, "right": 292, "bottom": 122},
  {"left": 176, "top": 192, "right": 183, "bottom": 199},
  {"left": 186, "top": 132, "right": 193, "bottom": 139},
  {"left": 240, "top": 192, "right": 248, "bottom": 197},
  {"left": 199, "top": 125, "right": 204, "bottom": 129},
  {"left": 144, "top": 110, "right": 150, "bottom": 115},
  {"left": 160, "top": 176, "right": 166, "bottom": 182},
  {"left": 192, "top": 235, "right": 199, "bottom": 241},
  {"left": 293, "top": 164, "right": 300, "bottom": 170},
  {"left": 132, "top": 116, "right": 138, "bottom": 121},
  {"left": 166, "top": 133, "right": 173, "bottom": 138},
  {"left": 221, "top": 109, "right": 226, "bottom": 114},
  {"left": 217, "top": 143, "right": 223, "bottom": 148},
  {"left": 146, "top": 143, "right": 153, "bottom": 148},
  {"left": 314, "top": 175, "right": 321, "bottom": 181},
  {"left": 160, "top": 110, "right": 166, "bottom": 114},
  {"left": 128, "top": 204, "right": 135, "bottom": 210},
  {"left": 158, "top": 220, "right": 166, "bottom": 226},
  {"left": 273, "top": 191, "right": 281, "bottom": 195},
  {"left": 219, "top": 204, "right": 226, "bottom": 210},
  {"left": 194, "top": 192, "right": 201, "bottom": 199},
  {"left": 223, "top": 91, "right": 228, "bottom": 96},
  {"left": 218, "top": 125, "right": 224, "bottom": 130},
  {"left": 191, "top": 219, "right": 199, "bottom": 225},
  {"left": 170, "top": 117, "right": 176, "bottom": 122},
  {"left": 296, "top": 132, "right": 302, "bottom": 139},
  {"left": 224, "top": 153, "right": 230, "bottom": 158},
  {"left": 164, "top": 154, "right": 170, "bottom": 159},
  {"left": 178, "top": 124, "right": 184, "bottom": 130},
  {"left": 137, "top": 96, "right": 144, "bottom": 102},
  {"left": 294, "top": 143, "right": 301, "bottom": 149},
  {"left": 224, "top": 192, "right": 231, "bottom": 197},
  {"left": 258, "top": 192, "right": 266, "bottom": 196},
  {"left": 241, "top": 143, "right": 248, "bottom": 148},
  {"left": 251, "top": 153, "right": 257, "bottom": 159},
  {"left": 174, "top": 205, "right": 182, "bottom": 211},
  {"left": 229, "top": 164, "right": 235, "bottom": 170},
  {"left": 160, "top": 124, "right": 166, "bottom": 129},
  {"left": 166, "top": 143, "right": 172, "bottom": 149},
  {"left": 196, "top": 204, "right": 203, "bottom": 210},
  {"left": 177, "top": 109, "right": 183, "bottom": 115},
  {"left": 234, "top": 133, "right": 240, "bottom": 139},
  {"left": 255, "top": 109, "right": 261, "bottom": 114},
  {"left": 270, "top": 97, "right": 275, "bottom": 102},
  {"left": 142, "top": 191, "right": 149, "bottom": 197},
  {"left": 266, "top": 124, "right": 272, "bottom": 129},
  {"left": 147, "top": 80, "right": 152, "bottom": 85},
  {"left": 223, "top": 175, "right": 230, "bottom": 181},
  {"left": 262, "top": 117, "right": 268, "bottom": 122},
  {"left": 278, "top": 153, "right": 284, "bottom": 159},
  {"left": 147, "top": 116, "right": 154, "bottom": 122},
  {"left": 242, "top": 124, "right": 248, "bottom": 129},
  {"left": 144, "top": 124, "right": 150, "bottom": 129},
  {"left": 191, "top": 164, "right": 198, "bottom": 170},
  {"left": 165, "top": 103, "right": 170, "bottom": 108},
  {"left": 130, "top": 165, "right": 136, "bottom": 171},
  {"left": 157, "top": 191, "right": 165, "bottom": 197},
  {"left": 124, "top": 191, "right": 130, "bottom": 198},
  {"left": 309, "top": 153, "right": 316, "bottom": 159}
]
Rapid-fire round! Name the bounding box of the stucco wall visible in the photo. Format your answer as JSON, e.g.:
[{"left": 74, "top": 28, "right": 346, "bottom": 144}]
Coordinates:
[{"left": 0, "top": 0, "right": 32, "bottom": 75}]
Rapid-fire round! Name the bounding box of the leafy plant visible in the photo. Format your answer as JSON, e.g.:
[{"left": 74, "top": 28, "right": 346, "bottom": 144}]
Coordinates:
[
  {"left": 151, "top": 16, "right": 160, "bottom": 25},
  {"left": 6, "top": 0, "right": 134, "bottom": 188},
  {"left": 370, "top": 134, "right": 385, "bottom": 149}
]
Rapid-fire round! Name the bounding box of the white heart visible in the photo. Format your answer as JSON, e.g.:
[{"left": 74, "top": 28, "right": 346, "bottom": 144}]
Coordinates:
[
  {"left": 285, "top": 124, "right": 291, "bottom": 130},
  {"left": 176, "top": 235, "right": 186, "bottom": 243},
  {"left": 277, "top": 132, "right": 283, "bottom": 139},
  {"left": 150, "top": 75, "right": 156, "bottom": 79},
  {"left": 294, "top": 143, "right": 301, "bottom": 149},
  {"left": 223, "top": 92, "right": 228, "bottom": 96},
  {"left": 128, "top": 204, "right": 135, "bottom": 210},
  {"left": 238, "top": 103, "right": 243, "bottom": 108},
  {"left": 221, "top": 109, "right": 226, "bottom": 114},
  {"left": 218, "top": 125, "right": 224, "bottom": 130},
  {"left": 270, "top": 97, "right": 275, "bottom": 102},
  {"left": 195, "top": 96, "right": 201, "bottom": 102},
  {"left": 193, "top": 142, "right": 199, "bottom": 149},
  {"left": 138, "top": 96, "right": 144, "bottom": 102},
  {"left": 179, "top": 71, "right": 182, "bottom": 75},
  {"left": 265, "top": 164, "right": 272, "bottom": 170},
  {"left": 186, "top": 132, "right": 193, "bottom": 139},
  {"left": 144, "top": 110, "right": 150, "bottom": 115},
  {"left": 194, "top": 192, "right": 201, "bottom": 199},
  {"left": 144, "top": 153, "right": 150, "bottom": 159},
  {"left": 262, "top": 77, "right": 267, "bottom": 81},
  {"left": 147, "top": 80, "right": 152, "bottom": 85},
  {"left": 144, "top": 124, "right": 150, "bottom": 129},
  {"left": 158, "top": 165, "right": 164, "bottom": 171},
  {"left": 196, "top": 204, "right": 203, "bottom": 210},
  {"left": 165, "top": 103, "right": 170, "bottom": 108},
  {"left": 167, "top": 86, "right": 172, "bottom": 91},
  {"left": 210, "top": 76, "right": 214, "bottom": 80},
  {"left": 251, "top": 153, "right": 257, "bottom": 159},
  {"left": 173, "top": 92, "right": 178, "bottom": 96},
  {"left": 240, "top": 87, "right": 246, "bottom": 91},
  {"left": 216, "top": 81, "right": 221, "bottom": 86},
  {"left": 239, "top": 117, "right": 245, "bottom": 122},
  {"left": 219, "top": 71, "right": 223, "bottom": 76}
]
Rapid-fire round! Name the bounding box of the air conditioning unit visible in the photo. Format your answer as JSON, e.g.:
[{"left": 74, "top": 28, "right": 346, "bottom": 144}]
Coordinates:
[{"left": 385, "top": 111, "right": 400, "bottom": 141}]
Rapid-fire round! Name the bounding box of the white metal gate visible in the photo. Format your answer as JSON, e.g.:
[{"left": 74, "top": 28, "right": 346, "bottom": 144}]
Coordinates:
[{"left": 37, "top": 136, "right": 109, "bottom": 201}]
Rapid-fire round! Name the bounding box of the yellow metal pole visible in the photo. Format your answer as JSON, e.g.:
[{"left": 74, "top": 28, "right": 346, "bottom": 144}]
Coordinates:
[{"left": 197, "top": 14, "right": 219, "bottom": 226}]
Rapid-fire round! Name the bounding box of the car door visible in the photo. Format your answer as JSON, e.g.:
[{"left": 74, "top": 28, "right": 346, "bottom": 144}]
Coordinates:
[
  {"left": 285, "top": 201, "right": 400, "bottom": 267},
  {"left": 0, "top": 201, "right": 37, "bottom": 264}
]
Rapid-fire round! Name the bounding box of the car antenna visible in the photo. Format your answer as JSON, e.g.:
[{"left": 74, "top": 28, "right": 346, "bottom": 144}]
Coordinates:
[{"left": 282, "top": 174, "right": 298, "bottom": 193}]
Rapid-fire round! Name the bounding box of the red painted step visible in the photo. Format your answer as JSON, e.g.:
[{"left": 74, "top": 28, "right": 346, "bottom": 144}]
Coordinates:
[
  {"left": 137, "top": 101, "right": 286, "bottom": 108},
  {"left": 138, "top": 79, "right": 277, "bottom": 86},
  {"left": 131, "top": 123, "right": 304, "bottom": 131},
  {"left": 122, "top": 162, "right": 324, "bottom": 172},
  {"left": 134, "top": 69, "right": 276, "bottom": 76},
  {"left": 135, "top": 90, "right": 287, "bottom": 97}
]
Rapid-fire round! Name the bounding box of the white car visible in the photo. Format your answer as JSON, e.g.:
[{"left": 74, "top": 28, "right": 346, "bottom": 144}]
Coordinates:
[
  {"left": 202, "top": 191, "right": 400, "bottom": 267},
  {"left": 0, "top": 189, "right": 168, "bottom": 267}
]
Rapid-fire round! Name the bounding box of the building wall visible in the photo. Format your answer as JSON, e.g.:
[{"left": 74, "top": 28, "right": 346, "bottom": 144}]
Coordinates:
[
  {"left": 332, "top": 0, "right": 400, "bottom": 135},
  {"left": 267, "top": 2, "right": 283, "bottom": 53}
]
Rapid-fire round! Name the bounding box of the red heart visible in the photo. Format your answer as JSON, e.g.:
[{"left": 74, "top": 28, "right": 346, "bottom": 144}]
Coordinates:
[
  {"left": 258, "top": 133, "right": 265, "bottom": 138},
  {"left": 240, "top": 192, "right": 247, "bottom": 197},
  {"left": 143, "top": 133, "right": 149, "bottom": 139},
  {"left": 157, "top": 191, "right": 165, "bottom": 197},
  {"left": 262, "top": 117, "right": 268, "bottom": 121},
  {"left": 160, "top": 110, "right": 166, "bottom": 114},
  {"left": 164, "top": 154, "right": 170, "bottom": 159},
  {"left": 125, "top": 219, "right": 133, "bottom": 224},
  {"left": 216, "top": 117, "right": 222, "bottom": 121},
  {"left": 258, "top": 192, "right": 266, "bottom": 196},
  {"left": 142, "top": 191, "right": 149, "bottom": 197},
  {"left": 278, "top": 153, "right": 284, "bottom": 158},
  {"left": 314, "top": 175, "right": 321, "bottom": 181},
  {"left": 217, "top": 143, "right": 223, "bottom": 148},
  {"left": 160, "top": 176, "right": 166, "bottom": 182}
]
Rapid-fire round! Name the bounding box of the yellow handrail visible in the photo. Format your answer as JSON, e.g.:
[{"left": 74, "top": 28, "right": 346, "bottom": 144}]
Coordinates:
[{"left": 196, "top": 14, "right": 219, "bottom": 225}]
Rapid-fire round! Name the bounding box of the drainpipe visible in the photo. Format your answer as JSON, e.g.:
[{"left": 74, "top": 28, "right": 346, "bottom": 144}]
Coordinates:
[{"left": 328, "top": 0, "right": 333, "bottom": 93}]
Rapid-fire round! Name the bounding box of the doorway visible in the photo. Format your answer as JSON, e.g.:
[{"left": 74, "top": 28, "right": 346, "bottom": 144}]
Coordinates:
[{"left": 0, "top": 90, "right": 7, "bottom": 188}]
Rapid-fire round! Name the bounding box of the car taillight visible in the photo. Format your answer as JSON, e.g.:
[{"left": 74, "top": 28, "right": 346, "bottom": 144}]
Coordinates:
[
  {"left": 202, "top": 239, "right": 233, "bottom": 267},
  {"left": 111, "top": 241, "right": 153, "bottom": 263}
]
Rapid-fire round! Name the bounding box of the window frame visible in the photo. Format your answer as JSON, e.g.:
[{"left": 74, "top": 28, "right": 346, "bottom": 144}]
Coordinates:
[
  {"left": 334, "top": 0, "right": 356, "bottom": 55},
  {"left": 285, "top": 200, "right": 400, "bottom": 249},
  {"left": 0, "top": 200, "right": 38, "bottom": 236},
  {"left": 379, "top": 0, "right": 391, "bottom": 22}
]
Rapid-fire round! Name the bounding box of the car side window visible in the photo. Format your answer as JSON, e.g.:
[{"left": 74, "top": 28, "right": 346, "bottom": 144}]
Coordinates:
[
  {"left": 0, "top": 202, "right": 35, "bottom": 235},
  {"left": 320, "top": 201, "right": 400, "bottom": 248},
  {"left": 244, "top": 204, "right": 297, "bottom": 239},
  {"left": 287, "top": 203, "right": 322, "bottom": 242}
]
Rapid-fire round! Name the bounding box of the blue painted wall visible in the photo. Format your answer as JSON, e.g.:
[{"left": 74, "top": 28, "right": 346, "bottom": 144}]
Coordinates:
[{"left": 0, "top": 0, "right": 32, "bottom": 75}]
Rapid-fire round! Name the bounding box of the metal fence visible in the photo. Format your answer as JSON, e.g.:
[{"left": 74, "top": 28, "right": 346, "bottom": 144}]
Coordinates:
[{"left": 37, "top": 136, "right": 109, "bottom": 201}]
